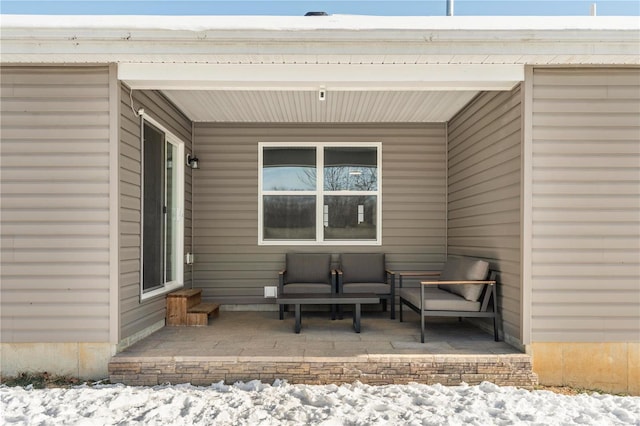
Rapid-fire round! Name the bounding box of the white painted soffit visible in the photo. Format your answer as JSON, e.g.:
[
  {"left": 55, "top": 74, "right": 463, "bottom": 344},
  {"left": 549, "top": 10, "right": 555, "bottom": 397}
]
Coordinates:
[
  {"left": 119, "top": 64, "right": 524, "bottom": 91},
  {"left": 162, "top": 90, "right": 480, "bottom": 123}
]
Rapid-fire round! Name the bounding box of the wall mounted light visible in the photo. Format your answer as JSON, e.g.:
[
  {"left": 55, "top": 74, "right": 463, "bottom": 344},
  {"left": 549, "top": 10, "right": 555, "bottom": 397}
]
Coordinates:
[{"left": 186, "top": 153, "right": 199, "bottom": 169}]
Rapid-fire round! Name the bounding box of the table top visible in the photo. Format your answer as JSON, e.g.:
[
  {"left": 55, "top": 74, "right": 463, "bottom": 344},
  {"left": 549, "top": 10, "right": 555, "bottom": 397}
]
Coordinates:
[{"left": 277, "top": 293, "right": 379, "bottom": 304}]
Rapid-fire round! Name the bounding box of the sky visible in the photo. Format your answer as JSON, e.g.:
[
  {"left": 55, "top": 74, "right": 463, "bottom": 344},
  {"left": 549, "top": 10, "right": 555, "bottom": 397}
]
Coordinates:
[{"left": 1, "top": 0, "right": 639, "bottom": 16}]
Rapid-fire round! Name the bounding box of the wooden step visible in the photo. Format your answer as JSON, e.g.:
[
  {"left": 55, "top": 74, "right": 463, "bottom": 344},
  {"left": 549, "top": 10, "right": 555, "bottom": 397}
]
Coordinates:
[
  {"left": 167, "top": 288, "right": 220, "bottom": 326},
  {"left": 186, "top": 303, "right": 220, "bottom": 326},
  {"left": 167, "top": 288, "right": 201, "bottom": 298},
  {"left": 167, "top": 288, "right": 202, "bottom": 310}
]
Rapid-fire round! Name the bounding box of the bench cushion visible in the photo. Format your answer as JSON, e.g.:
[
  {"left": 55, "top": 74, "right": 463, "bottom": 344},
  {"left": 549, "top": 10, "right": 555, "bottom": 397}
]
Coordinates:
[
  {"left": 400, "top": 288, "right": 481, "bottom": 312},
  {"left": 437, "top": 257, "right": 489, "bottom": 302},
  {"left": 285, "top": 253, "right": 331, "bottom": 284},
  {"left": 340, "top": 253, "right": 385, "bottom": 283}
]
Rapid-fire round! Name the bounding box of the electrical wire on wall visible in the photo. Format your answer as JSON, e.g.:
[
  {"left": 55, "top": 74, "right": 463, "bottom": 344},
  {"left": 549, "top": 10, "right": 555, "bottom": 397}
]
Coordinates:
[{"left": 129, "top": 86, "right": 144, "bottom": 117}]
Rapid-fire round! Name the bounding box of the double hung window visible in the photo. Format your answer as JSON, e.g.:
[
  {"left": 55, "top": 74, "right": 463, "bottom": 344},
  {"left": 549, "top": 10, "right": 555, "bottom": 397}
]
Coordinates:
[
  {"left": 141, "top": 118, "right": 185, "bottom": 300},
  {"left": 259, "top": 143, "right": 381, "bottom": 245}
]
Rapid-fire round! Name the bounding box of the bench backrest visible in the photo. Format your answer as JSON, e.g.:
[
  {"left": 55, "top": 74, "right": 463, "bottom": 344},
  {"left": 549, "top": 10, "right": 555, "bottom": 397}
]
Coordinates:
[
  {"left": 437, "top": 256, "right": 490, "bottom": 302},
  {"left": 339, "top": 253, "right": 386, "bottom": 283},
  {"left": 285, "top": 253, "right": 332, "bottom": 284}
]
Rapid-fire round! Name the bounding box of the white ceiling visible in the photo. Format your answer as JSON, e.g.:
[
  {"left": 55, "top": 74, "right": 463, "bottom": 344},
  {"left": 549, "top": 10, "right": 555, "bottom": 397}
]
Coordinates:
[
  {"left": 163, "top": 90, "right": 479, "bottom": 123},
  {"left": 135, "top": 64, "right": 517, "bottom": 123}
]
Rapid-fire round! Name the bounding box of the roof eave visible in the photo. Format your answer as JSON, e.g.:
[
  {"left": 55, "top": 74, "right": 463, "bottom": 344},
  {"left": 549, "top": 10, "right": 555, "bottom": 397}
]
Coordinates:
[{"left": 1, "top": 15, "right": 639, "bottom": 65}]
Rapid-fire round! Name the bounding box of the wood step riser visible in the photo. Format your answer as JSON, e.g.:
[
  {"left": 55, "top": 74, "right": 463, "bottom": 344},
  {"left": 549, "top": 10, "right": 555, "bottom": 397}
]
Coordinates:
[
  {"left": 186, "top": 308, "right": 219, "bottom": 326},
  {"left": 166, "top": 289, "right": 219, "bottom": 326}
]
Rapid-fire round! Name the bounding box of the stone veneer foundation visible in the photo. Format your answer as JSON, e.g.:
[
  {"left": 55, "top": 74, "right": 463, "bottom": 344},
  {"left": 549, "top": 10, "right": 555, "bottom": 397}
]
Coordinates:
[{"left": 109, "top": 354, "right": 538, "bottom": 388}]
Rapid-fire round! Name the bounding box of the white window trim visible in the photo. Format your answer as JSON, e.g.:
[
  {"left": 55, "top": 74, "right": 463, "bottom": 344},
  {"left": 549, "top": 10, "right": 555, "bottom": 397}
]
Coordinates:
[
  {"left": 258, "top": 141, "right": 382, "bottom": 246},
  {"left": 140, "top": 114, "right": 185, "bottom": 301}
]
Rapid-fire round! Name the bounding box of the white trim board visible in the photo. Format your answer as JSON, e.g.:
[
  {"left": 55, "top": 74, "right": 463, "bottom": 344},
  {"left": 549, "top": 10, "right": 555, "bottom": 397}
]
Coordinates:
[
  {"left": 119, "top": 64, "right": 524, "bottom": 91},
  {"left": 108, "top": 64, "right": 120, "bottom": 345}
]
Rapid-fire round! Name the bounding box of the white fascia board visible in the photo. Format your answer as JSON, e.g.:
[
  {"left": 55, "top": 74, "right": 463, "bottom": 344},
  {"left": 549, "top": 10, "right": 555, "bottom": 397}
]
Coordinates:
[
  {"left": 4, "top": 15, "right": 637, "bottom": 65},
  {"left": 118, "top": 63, "right": 524, "bottom": 91}
]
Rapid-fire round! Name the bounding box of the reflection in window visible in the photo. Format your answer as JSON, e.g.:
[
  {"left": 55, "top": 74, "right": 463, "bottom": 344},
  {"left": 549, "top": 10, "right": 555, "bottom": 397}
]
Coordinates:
[
  {"left": 141, "top": 119, "right": 184, "bottom": 298},
  {"left": 324, "top": 147, "right": 377, "bottom": 191},
  {"left": 323, "top": 196, "right": 377, "bottom": 240},
  {"left": 165, "top": 142, "right": 178, "bottom": 283},
  {"left": 263, "top": 147, "right": 316, "bottom": 191},
  {"left": 143, "top": 123, "right": 164, "bottom": 291},
  {"left": 259, "top": 143, "right": 380, "bottom": 244},
  {"left": 263, "top": 195, "right": 316, "bottom": 240}
]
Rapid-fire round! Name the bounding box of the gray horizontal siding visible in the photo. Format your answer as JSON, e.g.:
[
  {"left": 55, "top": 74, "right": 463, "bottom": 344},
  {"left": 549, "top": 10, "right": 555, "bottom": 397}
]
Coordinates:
[
  {"left": 193, "top": 124, "right": 447, "bottom": 303},
  {"left": 447, "top": 86, "right": 523, "bottom": 345},
  {"left": 119, "top": 86, "right": 192, "bottom": 341},
  {"left": 0, "top": 66, "right": 111, "bottom": 342},
  {"left": 531, "top": 68, "right": 640, "bottom": 342}
]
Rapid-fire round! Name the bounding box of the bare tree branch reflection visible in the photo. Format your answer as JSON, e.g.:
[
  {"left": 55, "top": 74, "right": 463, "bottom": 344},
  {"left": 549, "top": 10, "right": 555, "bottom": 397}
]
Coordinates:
[{"left": 300, "top": 166, "right": 377, "bottom": 191}]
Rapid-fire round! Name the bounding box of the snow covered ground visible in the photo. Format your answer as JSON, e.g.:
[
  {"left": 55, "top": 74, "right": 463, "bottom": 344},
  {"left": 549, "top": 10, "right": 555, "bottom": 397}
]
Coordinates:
[{"left": 2, "top": 380, "right": 639, "bottom": 425}]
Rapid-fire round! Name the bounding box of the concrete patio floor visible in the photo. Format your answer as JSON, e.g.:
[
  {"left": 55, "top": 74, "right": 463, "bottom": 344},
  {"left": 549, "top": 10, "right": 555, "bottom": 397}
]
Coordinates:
[
  {"left": 118, "top": 309, "right": 518, "bottom": 358},
  {"left": 109, "top": 309, "right": 538, "bottom": 387}
]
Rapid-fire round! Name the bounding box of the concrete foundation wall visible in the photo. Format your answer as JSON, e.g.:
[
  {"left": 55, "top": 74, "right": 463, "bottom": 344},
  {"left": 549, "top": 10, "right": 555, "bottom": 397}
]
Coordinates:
[
  {"left": 0, "top": 343, "right": 113, "bottom": 380},
  {"left": 531, "top": 342, "right": 639, "bottom": 395}
]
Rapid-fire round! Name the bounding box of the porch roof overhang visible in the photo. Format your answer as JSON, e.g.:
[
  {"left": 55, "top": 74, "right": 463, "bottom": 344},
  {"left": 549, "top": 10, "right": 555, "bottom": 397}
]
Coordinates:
[
  {"left": 2, "top": 14, "right": 638, "bottom": 123},
  {"left": 119, "top": 63, "right": 523, "bottom": 122},
  {"left": 1, "top": 15, "right": 638, "bottom": 65}
]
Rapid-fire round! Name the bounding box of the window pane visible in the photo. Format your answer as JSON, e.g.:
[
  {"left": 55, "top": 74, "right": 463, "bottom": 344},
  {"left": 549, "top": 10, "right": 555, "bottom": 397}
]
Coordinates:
[
  {"left": 165, "top": 141, "right": 178, "bottom": 283},
  {"left": 323, "top": 195, "right": 377, "bottom": 240},
  {"left": 263, "top": 147, "right": 316, "bottom": 191},
  {"left": 263, "top": 195, "right": 316, "bottom": 240},
  {"left": 143, "top": 123, "right": 165, "bottom": 291},
  {"left": 324, "top": 147, "right": 377, "bottom": 191}
]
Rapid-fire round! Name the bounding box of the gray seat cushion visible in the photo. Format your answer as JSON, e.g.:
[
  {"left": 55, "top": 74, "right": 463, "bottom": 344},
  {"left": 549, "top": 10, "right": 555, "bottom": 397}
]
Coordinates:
[
  {"left": 283, "top": 283, "right": 333, "bottom": 294},
  {"left": 342, "top": 282, "right": 390, "bottom": 294},
  {"left": 400, "top": 288, "right": 481, "bottom": 312},
  {"left": 285, "top": 253, "right": 331, "bottom": 284},
  {"left": 340, "top": 253, "right": 385, "bottom": 283},
  {"left": 437, "top": 257, "right": 489, "bottom": 302}
]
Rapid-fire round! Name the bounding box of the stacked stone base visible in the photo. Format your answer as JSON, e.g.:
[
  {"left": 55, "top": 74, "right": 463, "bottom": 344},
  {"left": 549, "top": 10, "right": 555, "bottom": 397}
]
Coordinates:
[{"left": 109, "top": 354, "right": 538, "bottom": 388}]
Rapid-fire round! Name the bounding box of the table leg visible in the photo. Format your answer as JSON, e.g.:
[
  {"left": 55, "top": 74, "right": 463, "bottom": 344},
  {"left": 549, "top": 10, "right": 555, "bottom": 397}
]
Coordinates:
[
  {"left": 399, "top": 275, "right": 404, "bottom": 322},
  {"left": 353, "top": 303, "right": 361, "bottom": 333},
  {"left": 294, "top": 304, "right": 301, "bottom": 333}
]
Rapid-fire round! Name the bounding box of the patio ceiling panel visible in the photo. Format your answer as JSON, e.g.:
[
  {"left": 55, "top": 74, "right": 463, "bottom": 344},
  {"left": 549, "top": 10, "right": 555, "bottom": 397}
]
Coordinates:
[
  {"left": 162, "top": 90, "right": 479, "bottom": 123},
  {"left": 121, "top": 63, "right": 521, "bottom": 123}
]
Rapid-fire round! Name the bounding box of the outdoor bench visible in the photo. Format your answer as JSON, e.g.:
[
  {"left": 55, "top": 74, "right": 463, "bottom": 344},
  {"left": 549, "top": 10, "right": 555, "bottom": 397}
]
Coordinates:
[{"left": 398, "top": 256, "right": 500, "bottom": 343}]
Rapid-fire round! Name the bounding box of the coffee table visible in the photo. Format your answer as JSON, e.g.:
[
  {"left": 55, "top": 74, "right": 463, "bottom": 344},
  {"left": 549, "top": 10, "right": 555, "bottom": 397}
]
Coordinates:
[{"left": 276, "top": 293, "right": 380, "bottom": 333}]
